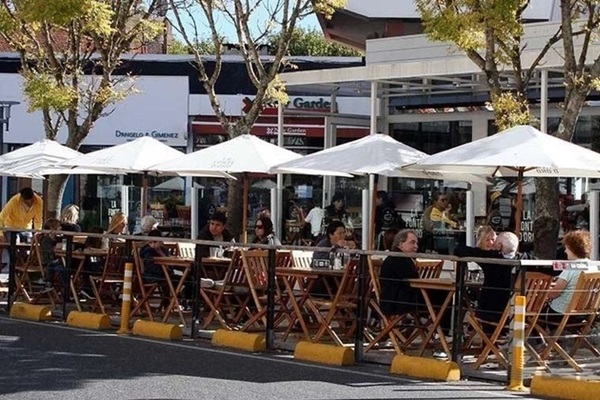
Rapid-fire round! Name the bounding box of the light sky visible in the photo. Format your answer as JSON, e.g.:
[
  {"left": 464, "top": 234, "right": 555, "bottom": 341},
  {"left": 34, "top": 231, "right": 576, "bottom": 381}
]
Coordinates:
[{"left": 170, "top": 4, "right": 320, "bottom": 42}]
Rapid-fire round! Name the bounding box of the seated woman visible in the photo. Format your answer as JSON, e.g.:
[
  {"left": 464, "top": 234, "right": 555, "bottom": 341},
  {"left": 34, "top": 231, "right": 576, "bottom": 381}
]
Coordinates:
[
  {"left": 103, "top": 212, "right": 128, "bottom": 248},
  {"left": 252, "top": 215, "right": 281, "bottom": 246},
  {"left": 544, "top": 230, "right": 597, "bottom": 322},
  {"left": 40, "top": 218, "right": 68, "bottom": 288},
  {"left": 312, "top": 220, "right": 347, "bottom": 265},
  {"left": 60, "top": 204, "right": 82, "bottom": 232}
]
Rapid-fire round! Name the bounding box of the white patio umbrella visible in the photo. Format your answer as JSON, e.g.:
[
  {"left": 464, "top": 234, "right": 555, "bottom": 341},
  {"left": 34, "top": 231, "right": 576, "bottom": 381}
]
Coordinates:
[
  {"left": 153, "top": 177, "right": 204, "bottom": 191},
  {"left": 153, "top": 134, "right": 302, "bottom": 241},
  {"left": 61, "top": 136, "right": 231, "bottom": 216},
  {"left": 405, "top": 125, "right": 600, "bottom": 232},
  {"left": 251, "top": 179, "right": 277, "bottom": 189},
  {"left": 270, "top": 134, "right": 489, "bottom": 248}
]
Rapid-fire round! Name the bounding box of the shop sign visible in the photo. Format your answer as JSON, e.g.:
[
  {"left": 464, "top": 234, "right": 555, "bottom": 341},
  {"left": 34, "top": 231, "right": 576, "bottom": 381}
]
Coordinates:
[
  {"left": 552, "top": 261, "right": 588, "bottom": 271},
  {"left": 291, "top": 97, "right": 333, "bottom": 110},
  {"left": 115, "top": 129, "right": 182, "bottom": 142},
  {"left": 519, "top": 210, "right": 534, "bottom": 243}
]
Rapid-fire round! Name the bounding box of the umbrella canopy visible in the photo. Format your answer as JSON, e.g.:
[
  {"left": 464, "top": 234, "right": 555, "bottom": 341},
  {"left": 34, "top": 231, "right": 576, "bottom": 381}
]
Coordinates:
[
  {"left": 270, "top": 133, "right": 488, "bottom": 183},
  {"left": 153, "top": 134, "right": 301, "bottom": 174},
  {"left": 153, "top": 177, "right": 204, "bottom": 191},
  {"left": 153, "top": 134, "right": 302, "bottom": 242},
  {"left": 405, "top": 125, "right": 600, "bottom": 178},
  {"left": 405, "top": 125, "right": 600, "bottom": 233},
  {"left": 0, "top": 139, "right": 80, "bottom": 177}
]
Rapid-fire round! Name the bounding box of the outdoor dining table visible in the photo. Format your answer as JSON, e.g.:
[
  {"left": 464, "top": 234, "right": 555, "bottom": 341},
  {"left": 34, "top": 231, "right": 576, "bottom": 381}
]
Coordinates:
[
  {"left": 153, "top": 256, "right": 195, "bottom": 326},
  {"left": 407, "top": 278, "right": 456, "bottom": 356},
  {"left": 201, "top": 257, "right": 231, "bottom": 281},
  {"left": 275, "top": 267, "right": 345, "bottom": 341},
  {"left": 56, "top": 247, "right": 108, "bottom": 310}
]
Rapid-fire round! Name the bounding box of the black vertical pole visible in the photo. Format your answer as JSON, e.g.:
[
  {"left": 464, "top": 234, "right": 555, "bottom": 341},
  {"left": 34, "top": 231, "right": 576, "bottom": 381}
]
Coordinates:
[
  {"left": 354, "top": 253, "right": 368, "bottom": 363},
  {"left": 191, "top": 243, "right": 203, "bottom": 339},
  {"left": 62, "top": 235, "right": 73, "bottom": 320},
  {"left": 266, "top": 248, "right": 276, "bottom": 350},
  {"left": 6, "top": 231, "right": 17, "bottom": 312},
  {"left": 451, "top": 261, "right": 467, "bottom": 363}
]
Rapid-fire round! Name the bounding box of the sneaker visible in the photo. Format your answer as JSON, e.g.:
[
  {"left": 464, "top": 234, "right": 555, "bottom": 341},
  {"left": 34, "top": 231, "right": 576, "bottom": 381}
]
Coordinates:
[
  {"left": 200, "top": 278, "right": 215, "bottom": 289},
  {"left": 433, "top": 350, "right": 448, "bottom": 359},
  {"left": 79, "top": 289, "right": 95, "bottom": 300}
]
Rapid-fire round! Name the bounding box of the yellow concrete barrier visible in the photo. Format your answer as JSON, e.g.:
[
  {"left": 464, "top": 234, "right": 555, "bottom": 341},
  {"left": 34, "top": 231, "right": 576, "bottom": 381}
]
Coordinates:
[
  {"left": 67, "top": 311, "right": 111, "bottom": 330},
  {"left": 531, "top": 374, "right": 600, "bottom": 400},
  {"left": 294, "top": 342, "right": 354, "bottom": 366},
  {"left": 10, "top": 303, "right": 52, "bottom": 322},
  {"left": 391, "top": 355, "right": 460, "bottom": 382},
  {"left": 212, "top": 329, "right": 266, "bottom": 352},
  {"left": 132, "top": 320, "right": 182, "bottom": 341}
]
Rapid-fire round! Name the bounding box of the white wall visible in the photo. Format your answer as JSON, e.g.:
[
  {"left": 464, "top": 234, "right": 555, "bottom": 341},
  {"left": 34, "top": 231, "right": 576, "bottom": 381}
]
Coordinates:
[
  {"left": 0, "top": 74, "right": 189, "bottom": 147},
  {"left": 344, "top": 0, "right": 558, "bottom": 20}
]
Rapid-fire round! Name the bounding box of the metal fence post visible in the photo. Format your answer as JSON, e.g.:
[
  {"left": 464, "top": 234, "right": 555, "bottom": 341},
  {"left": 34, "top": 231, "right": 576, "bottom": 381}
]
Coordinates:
[
  {"left": 354, "top": 253, "right": 368, "bottom": 363},
  {"left": 451, "top": 261, "right": 467, "bottom": 363},
  {"left": 191, "top": 243, "right": 203, "bottom": 339},
  {"left": 6, "top": 231, "right": 17, "bottom": 312},
  {"left": 266, "top": 248, "right": 276, "bottom": 350},
  {"left": 62, "top": 234, "right": 73, "bottom": 321}
]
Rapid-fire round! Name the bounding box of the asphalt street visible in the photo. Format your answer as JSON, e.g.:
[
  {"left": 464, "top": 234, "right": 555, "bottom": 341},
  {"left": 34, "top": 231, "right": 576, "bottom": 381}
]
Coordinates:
[{"left": 0, "top": 316, "right": 542, "bottom": 400}]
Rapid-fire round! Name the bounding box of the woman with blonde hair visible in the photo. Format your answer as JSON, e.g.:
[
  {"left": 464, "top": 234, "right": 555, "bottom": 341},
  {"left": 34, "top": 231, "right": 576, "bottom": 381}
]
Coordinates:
[
  {"left": 476, "top": 225, "right": 497, "bottom": 251},
  {"left": 60, "top": 204, "right": 81, "bottom": 232},
  {"left": 107, "top": 212, "right": 128, "bottom": 235}
]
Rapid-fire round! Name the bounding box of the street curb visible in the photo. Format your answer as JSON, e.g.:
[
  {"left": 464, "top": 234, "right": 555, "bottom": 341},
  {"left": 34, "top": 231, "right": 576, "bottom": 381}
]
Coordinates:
[
  {"left": 212, "top": 329, "right": 266, "bottom": 352},
  {"left": 67, "top": 311, "right": 111, "bottom": 330},
  {"left": 531, "top": 374, "right": 600, "bottom": 400},
  {"left": 390, "top": 355, "right": 460, "bottom": 382},
  {"left": 10, "top": 303, "right": 52, "bottom": 322},
  {"left": 294, "top": 342, "right": 354, "bottom": 366},
  {"left": 132, "top": 320, "right": 182, "bottom": 341}
]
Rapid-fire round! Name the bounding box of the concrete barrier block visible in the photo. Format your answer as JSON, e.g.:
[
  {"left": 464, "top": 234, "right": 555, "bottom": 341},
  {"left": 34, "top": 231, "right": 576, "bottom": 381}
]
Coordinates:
[
  {"left": 531, "top": 374, "right": 600, "bottom": 400},
  {"left": 67, "top": 311, "right": 112, "bottom": 330},
  {"left": 132, "top": 320, "right": 182, "bottom": 341},
  {"left": 10, "top": 303, "right": 52, "bottom": 322},
  {"left": 294, "top": 342, "right": 354, "bottom": 366},
  {"left": 391, "top": 355, "right": 460, "bottom": 382},
  {"left": 212, "top": 329, "right": 266, "bottom": 352}
]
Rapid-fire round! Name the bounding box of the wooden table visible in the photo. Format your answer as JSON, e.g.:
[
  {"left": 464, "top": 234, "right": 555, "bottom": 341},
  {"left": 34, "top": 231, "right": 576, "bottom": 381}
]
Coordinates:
[
  {"left": 276, "top": 267, "right": 345, "bottom": 341},
  {"left": 153, "top": 256, "right": 195, "bottom": 326},
  {"left": 201, "top": 257, "right": 231, "bottom": 281},
  {"left": 408, "top": 278, "right": 456, "bottom": 356},
  {"left": 56, "top": 248, "right": 108, "bottom": 310}
]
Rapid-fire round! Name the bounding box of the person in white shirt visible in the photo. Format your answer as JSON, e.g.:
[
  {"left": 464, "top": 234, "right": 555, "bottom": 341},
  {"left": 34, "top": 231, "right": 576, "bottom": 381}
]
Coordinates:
[{"left": 304, "top": 204, "right": 324, "bottom": 240}]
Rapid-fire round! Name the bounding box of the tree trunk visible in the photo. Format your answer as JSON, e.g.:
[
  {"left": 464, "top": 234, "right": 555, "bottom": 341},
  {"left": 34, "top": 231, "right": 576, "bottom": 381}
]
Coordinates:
[
  {"left": 46, "top": 175, "right": 69, "bottom": 219},
  {"left": 227, "top": 174, "right": 244, "bottom": 241},
  {"left": 533, "top": 177, "right": 559, "bottom": 259}
]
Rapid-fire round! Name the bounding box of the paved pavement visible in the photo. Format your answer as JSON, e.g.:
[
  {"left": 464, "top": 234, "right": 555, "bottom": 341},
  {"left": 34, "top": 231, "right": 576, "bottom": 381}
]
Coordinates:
[{"left": 0, "top": 315, "right": 545, "bottom": 400}]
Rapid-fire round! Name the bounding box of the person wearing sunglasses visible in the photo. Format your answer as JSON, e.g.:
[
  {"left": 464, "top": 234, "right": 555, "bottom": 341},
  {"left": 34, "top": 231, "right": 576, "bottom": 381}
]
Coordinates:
[{"left": 251, "top": 215, "right": 281, "bottom": 246}]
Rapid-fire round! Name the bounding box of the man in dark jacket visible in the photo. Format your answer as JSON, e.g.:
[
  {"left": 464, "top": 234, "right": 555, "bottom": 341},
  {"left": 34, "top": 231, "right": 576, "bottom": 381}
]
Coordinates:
[{"left": 197, "top": 211, "right": 234, "bottom": 257}]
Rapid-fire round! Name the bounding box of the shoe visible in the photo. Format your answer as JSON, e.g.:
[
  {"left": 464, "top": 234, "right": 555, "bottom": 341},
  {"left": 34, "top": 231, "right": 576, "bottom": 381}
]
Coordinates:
[
  {"left": 200, "top": 278, "right": 214, "bottom": 289},
  {"left": 79, "top": 289, "right": 95, "bottom": 300},
  {"left": 433, "top": 350, "right": 448, "bottom": 359}
]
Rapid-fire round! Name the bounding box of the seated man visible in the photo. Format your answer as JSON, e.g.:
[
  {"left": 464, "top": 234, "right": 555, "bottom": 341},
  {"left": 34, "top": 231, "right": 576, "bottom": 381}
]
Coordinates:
[{"left": 197, "top": 211, "right": 234, "bottom": 258}]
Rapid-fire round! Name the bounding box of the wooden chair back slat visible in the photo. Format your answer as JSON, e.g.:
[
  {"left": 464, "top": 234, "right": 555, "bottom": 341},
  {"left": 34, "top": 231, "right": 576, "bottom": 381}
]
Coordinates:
[
  {"left": 415, "top": 259, "right": 443, "bottom": 279},
  {"left": 177, "top": 242, "right": 196, "bottom": 259},
  {"left": 276, "top": 250, "right": 292, "bottom": 269},
  {"left": 291, "top": 250, "right": 313, "bottom": 269},
  {"left": 368, "top": 256, "right": 384, "bottom": 302},
  {"left": 521, "top": 272, "right": 553, "bottom": 313},
  {"left": 242, "top": 250, "right": 269, "bottom": 289}
]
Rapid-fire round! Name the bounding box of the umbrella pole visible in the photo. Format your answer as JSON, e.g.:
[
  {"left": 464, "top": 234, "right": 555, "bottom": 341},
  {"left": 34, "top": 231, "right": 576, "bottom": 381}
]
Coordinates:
[
  {"left": 141, "top": 172, "right": 148, "bottom": 218},
  {"left": 369, "top": 175, "right": 378, "bottom": 250},
  {"left": 242, "top": 175, "right": 249, "bottom": 243},
  {"left": 514, "top": 169, "right": 524, "bottom": 237}
]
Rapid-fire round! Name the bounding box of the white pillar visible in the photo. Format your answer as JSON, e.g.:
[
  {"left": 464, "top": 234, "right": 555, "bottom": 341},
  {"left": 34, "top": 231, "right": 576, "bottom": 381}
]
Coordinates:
[
  {"left": 466, "top": 190, "right": 475, "bottom": 246},
  {"left": 275, "top": 102, "right": 284, "bottom": 237},
  {"left": 120, "top": 185, "right": 129, "bottom": 216},
  {"left": 190, "top": 186, "right": 199, "bottom": 239},
  {"left": 362, "top": 189, "right": 370, "bottom": 250},
  {"left": 540, "top": 69, "right": 548, "bottom": 133},
  {"left": 367, "top": 81, "right": 378, "bottom": 248},
  {"left": 590, "top": 191, "right": 599, "bottom": 260}
]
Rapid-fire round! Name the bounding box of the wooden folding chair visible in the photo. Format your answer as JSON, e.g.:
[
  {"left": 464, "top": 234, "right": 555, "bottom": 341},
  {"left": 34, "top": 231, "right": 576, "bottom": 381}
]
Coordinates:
[
  {"left": 534, "top": 272, "right": 600, "bottom": 372},
  {"left": 364, "top": 256, "right": 425, "bottom": 353},
  {"left": 130, "top": 241, "right": 165, "bottom": 320},
  {"left": 469, "top": 272, "right": 552, "bottom": 370},
  {"left": 309, "top": 259, "right": 371, "bottom": 346},
  {"left": 291, "top": 250, "right": 313, "bottom": 269},
  {"left": 201, "top": 251, "right": 252, "bottom": 329},
  {"left": 415, "top": 259, "right": 444, "bottom": 279},
  {"left": 177, "top": 242, "right": 196, "bottom": 259},
  {"left": 90, "top": 240, "right": 126, "bottom": 314},
  {"left": 15, "top": 234, "right": 61, "bottom": 307}
]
